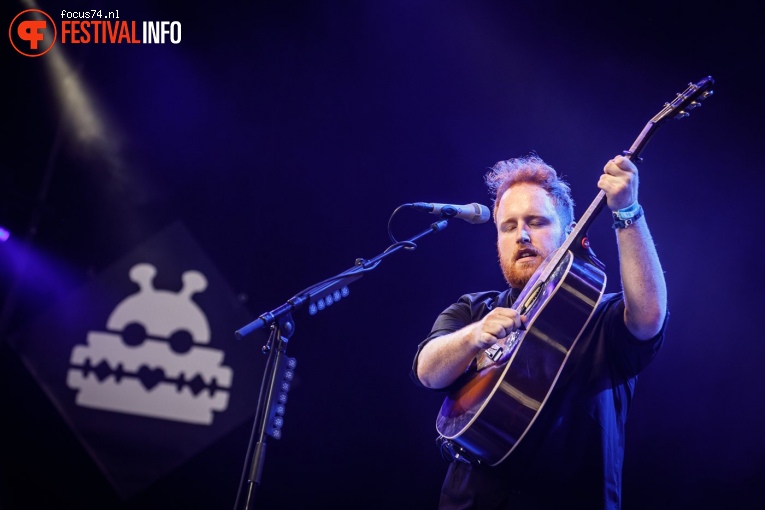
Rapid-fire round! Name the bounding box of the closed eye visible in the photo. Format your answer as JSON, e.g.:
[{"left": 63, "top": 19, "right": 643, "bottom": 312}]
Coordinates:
[
  {"left": 500, "top": 222, "right": 517, "bottom": 233},
  {"left": 527, "top": 216, "right": 552, "bottom": 228}
]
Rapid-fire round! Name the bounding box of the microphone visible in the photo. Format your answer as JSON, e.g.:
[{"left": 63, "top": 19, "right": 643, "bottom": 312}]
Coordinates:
[{"left": 412, "top": 202, "right": 491, "bottom": 224}]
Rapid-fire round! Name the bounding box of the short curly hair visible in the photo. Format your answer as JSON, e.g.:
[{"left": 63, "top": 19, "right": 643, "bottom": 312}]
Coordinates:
[{"left": 485, "top": 154, "right": 575, "bottom": 228}]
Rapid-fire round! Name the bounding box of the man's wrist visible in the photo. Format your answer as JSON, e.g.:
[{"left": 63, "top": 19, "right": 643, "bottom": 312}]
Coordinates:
[{"left": 612, "top": 202, "right": 643, "bottom": 229}]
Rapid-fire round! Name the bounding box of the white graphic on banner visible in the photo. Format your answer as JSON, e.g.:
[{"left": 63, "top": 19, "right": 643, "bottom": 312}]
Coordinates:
[{"left": 66, "top": 263, "right": 233, "bottom": 424}]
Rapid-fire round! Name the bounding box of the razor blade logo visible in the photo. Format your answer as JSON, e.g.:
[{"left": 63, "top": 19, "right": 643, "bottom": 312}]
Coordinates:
[{"left": 67, "top": 263, "right": 233, "bottom": 425}]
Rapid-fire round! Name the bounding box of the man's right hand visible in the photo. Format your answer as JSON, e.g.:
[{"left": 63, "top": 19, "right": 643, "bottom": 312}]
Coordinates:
[{"left": 471, "top": 307, "right": 527, "bottom": 349}]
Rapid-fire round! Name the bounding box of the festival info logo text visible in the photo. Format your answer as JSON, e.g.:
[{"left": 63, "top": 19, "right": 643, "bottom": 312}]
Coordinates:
[{"left": 10, "top": 9, "right": 181, "bottom": 57}]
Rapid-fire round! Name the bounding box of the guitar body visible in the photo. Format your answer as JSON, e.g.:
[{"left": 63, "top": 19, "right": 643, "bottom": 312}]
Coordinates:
[{"left": 436, "top": 250, "right": 606, "bottom": 465}]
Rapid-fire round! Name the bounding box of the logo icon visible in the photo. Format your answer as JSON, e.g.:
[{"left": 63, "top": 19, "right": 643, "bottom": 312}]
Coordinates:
[
  {"left": 9, "top": 9, "right": 57, "bottom": 57},
  {"left": 67, "top": 263, "right": 233, "bottom": 425}
]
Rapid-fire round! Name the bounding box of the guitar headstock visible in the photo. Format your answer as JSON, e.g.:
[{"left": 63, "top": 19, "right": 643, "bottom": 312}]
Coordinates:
[
  {"left": 623, "top": 76, "right": 715, "bottom": 162},
  {"left": 651, "top": 76, "right": 715, "bottom": 124}
]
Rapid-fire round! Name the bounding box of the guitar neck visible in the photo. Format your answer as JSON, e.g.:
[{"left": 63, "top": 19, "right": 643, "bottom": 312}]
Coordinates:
[
  {"left": 552, "top": 117, "right": 657, "bottom": 272},
  {"left": 535, "top": 115, "right": 656, "bottom": 282},
  {"left": 536, "top": 76, "right": 713, "bottom": 284}
]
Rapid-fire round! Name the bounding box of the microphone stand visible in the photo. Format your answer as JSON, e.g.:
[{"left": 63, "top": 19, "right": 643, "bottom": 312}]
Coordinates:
[{"left": 233, "top": 218, "right": 450, "bottom": 510}]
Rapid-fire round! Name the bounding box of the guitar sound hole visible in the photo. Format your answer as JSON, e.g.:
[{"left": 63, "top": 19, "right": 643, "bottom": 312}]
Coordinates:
[{"left": 520, "top": 283, "right": 542, "bottom": 315}]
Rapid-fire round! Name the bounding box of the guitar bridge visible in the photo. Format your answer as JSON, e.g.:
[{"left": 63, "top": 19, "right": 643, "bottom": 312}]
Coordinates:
[{"left": 485, "top": 344, "right": 504, "bottom": 362}]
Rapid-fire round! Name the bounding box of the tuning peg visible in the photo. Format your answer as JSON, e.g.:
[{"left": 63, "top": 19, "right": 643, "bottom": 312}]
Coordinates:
[
  {"left": 686, "top": 101, "right": 702, "bottom": 110},
  {"left": 701, "top": 90, "right": 714, "bottom": 100},
  {"left": 675, "top": 111, "right": 690, "bottom": 119}
]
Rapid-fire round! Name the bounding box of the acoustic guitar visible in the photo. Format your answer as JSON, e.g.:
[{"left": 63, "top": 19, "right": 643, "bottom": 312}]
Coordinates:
[{"left": 435, "top": 76, "right": 715, "bottom": 466}]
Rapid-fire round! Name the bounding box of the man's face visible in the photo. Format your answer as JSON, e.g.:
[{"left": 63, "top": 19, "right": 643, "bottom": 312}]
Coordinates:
[{"left": 496, "top": 183, "right": 567, "bottom": 289}]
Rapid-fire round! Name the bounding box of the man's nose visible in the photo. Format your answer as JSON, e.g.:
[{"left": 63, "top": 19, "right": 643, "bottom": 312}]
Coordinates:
[{"left": 517, "top": 227, "right": 530, "bottom": 244}]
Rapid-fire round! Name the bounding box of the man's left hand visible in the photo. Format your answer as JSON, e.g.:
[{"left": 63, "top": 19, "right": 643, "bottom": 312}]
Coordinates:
[{"left": 599, "top": 155, "right": 639, "bottom": 211}]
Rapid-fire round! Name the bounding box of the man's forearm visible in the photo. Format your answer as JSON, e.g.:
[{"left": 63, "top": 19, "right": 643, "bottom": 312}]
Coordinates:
[{"left": 616, "top": 217, "right": 668, "bottom": 339}]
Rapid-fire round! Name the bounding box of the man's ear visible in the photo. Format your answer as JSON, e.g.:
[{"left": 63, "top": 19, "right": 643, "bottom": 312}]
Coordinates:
[{"left": 565, "top": 221, "right": 576, "bottom": 234}]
